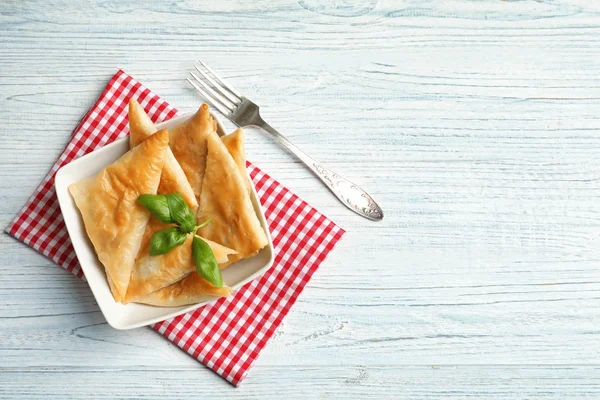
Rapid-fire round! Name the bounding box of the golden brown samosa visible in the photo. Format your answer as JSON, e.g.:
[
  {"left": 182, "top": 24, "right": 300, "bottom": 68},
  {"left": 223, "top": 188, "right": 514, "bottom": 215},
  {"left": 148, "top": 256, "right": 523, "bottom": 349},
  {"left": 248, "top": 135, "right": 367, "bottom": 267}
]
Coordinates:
[
  {"left": 168, "top": 103, "right": 217, "bottom": 201},
  {"left": 221, "top": 128, "right": 251, "bottom": 195},
  {"left": 124, "top": 233, "right": 236, "bottom": 304},
  {"left": 128, "top": 99, "right": 197, "bottom": 210},
  {"left": 69, "top": 129, "right": 170, "bottom": 300},
  {"left": 197, "top": 131, "right": 268, "bottom": 266}
]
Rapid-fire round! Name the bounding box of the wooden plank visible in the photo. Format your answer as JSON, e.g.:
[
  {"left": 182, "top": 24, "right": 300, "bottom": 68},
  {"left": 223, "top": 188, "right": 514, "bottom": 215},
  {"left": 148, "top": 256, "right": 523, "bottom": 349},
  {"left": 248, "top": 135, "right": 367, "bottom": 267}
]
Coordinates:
[
  {"left": 1, "top": 366, "right": 599, "bottom": 399},
  {"left": 1, "top": 0, "right": 600, "bottom": 397}
]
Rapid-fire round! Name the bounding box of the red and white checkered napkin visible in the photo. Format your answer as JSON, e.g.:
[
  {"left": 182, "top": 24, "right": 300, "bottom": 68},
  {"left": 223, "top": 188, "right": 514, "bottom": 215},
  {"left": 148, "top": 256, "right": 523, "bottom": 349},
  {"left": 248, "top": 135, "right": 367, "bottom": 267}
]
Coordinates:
[{"left": 5, "top": 70, "right": 345, "bottom": 386}]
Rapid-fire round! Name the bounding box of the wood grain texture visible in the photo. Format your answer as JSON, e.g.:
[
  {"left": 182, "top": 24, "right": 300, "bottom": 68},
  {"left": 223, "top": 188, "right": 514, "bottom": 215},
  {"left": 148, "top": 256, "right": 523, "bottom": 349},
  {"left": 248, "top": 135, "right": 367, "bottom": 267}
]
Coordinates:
[{"left": 2, "top": 0, "right": 600, "bottom": 398}]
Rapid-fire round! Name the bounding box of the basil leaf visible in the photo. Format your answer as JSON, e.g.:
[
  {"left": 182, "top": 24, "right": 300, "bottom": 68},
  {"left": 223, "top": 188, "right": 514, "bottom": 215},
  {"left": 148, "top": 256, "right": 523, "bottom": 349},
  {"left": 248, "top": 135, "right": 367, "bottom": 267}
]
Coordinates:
[
  {"left": 192, "top": 236, "right": 223, "bottom": 287},
  {"left": 137, "top": 194, "right": 172, "bottom": 224},
  {"left": 166, "top": 193, "right": 196, "bottom": 233},
  {"left": 138, "top": 192, "right": 196, "bottom": 232},
  {"left": 150, "top": 227, "right": 187, "bottom": 256}
]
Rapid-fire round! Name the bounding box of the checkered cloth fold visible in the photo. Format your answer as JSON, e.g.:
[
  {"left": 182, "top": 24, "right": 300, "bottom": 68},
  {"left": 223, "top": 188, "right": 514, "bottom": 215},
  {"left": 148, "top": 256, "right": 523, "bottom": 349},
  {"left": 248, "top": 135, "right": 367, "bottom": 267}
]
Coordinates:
[{"left": 5, "top": 70, "right": 345, "bottom": 386}]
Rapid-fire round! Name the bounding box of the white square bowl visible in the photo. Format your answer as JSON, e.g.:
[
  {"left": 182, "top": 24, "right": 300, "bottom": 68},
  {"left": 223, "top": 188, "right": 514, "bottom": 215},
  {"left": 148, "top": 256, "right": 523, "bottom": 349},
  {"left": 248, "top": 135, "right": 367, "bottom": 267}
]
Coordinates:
[{"left": 55, "top": 112, "right": 274, "bottom": 330}]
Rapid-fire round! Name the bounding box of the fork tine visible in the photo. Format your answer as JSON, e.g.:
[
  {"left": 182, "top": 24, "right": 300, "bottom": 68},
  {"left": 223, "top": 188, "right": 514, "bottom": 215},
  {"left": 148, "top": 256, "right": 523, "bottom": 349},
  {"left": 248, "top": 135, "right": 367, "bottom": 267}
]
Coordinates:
[
  {"left": 194, "top": 64, "right": 240, "bottom": 105},
  {"left": 186, "top": 76, "right": 232, "bottom": 116},
  {"left": 190, "top": 70, "right": 237, "bottom": 110},
  {"left": 199, "top": 61, "right": 243, "bottom": 99}
]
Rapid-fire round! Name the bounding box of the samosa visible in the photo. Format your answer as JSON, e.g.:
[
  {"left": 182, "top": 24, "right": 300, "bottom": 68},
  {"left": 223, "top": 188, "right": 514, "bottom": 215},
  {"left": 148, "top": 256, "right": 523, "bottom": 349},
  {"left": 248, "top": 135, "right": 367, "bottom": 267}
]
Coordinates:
[
  {"left": 197, "top": 131, "right": 268, "bottom": 265},
  {"left": 69, "top": 129, "right": 170, "bottom": 300}
]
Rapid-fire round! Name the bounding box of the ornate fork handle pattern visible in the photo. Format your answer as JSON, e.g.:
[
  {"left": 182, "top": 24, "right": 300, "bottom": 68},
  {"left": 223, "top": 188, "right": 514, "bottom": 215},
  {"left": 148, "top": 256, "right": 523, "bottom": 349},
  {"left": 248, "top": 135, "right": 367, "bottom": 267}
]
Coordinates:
[{"left": 261, "top": 122, "right": 384, "bottom": 221}]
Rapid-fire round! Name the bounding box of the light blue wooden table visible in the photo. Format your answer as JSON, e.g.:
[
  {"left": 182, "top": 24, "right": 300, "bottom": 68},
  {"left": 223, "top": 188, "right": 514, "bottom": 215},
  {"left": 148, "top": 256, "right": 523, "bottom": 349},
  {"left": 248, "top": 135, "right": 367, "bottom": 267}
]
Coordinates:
[{"left": 2, "top": 0, "right": 600, "bottom": 398}]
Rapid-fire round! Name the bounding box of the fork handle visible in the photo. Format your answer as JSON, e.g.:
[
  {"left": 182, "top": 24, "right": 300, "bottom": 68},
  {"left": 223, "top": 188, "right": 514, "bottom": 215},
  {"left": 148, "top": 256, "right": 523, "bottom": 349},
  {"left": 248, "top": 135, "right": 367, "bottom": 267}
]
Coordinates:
[{"left": 259, "top": 122, "right": 383, "bottom": 221}]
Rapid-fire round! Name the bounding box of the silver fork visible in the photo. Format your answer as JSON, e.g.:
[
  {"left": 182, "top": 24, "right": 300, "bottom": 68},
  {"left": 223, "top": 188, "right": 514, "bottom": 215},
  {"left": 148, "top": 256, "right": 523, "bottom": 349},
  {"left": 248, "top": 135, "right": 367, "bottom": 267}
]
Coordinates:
[{"left": 187, "top": 61, "right": 384, "bottom": 221}]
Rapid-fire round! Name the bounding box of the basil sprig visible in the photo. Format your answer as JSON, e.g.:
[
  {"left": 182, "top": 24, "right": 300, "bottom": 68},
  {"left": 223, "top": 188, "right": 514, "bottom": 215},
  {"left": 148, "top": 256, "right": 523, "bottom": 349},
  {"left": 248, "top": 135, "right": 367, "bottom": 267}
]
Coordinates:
[{"left": 138, "top": 192, "right": 223, "bottom": 287}]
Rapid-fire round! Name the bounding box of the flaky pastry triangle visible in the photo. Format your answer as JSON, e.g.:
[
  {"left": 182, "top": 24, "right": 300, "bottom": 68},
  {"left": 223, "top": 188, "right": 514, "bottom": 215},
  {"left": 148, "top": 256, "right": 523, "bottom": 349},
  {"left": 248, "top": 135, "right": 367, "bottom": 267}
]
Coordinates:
[
  {"left": 128, "top": 99, "right": 197, "bottom": 210},
  {"left": 197, "top": 131, "right": 268, "bottom": 265},
  {"left": 168, "top": 103, "right": 217, "bottom": 201},
  {"left": 125, "top": 231, "right": 236, "bottom": 304},
  {"left": 221, "top": 128, "right": 251, "bottom": 196},
  {"left": 69, "top": 129, "right": 170, "bottom": 300}
]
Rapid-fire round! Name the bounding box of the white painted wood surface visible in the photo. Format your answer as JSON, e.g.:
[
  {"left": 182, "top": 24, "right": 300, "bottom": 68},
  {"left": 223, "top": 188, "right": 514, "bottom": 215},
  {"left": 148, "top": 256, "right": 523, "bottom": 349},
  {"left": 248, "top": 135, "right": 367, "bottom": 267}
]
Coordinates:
[{"left": 2, "top": 0, "right": 600, "bottom": 398}]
